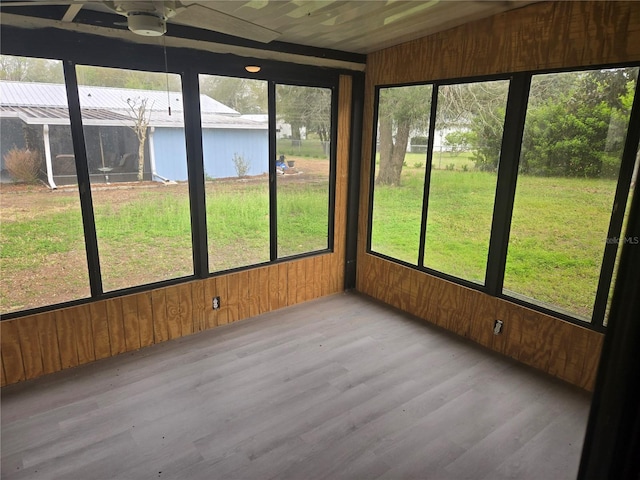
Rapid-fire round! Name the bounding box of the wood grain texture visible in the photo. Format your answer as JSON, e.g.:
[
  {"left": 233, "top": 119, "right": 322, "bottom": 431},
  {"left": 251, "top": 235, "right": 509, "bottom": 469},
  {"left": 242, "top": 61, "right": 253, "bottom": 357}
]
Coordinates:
[
  {"left": 121, "top": 295, "right": 141, "bottom": 352},
  {"left": 358, "top": 254, "right": 603, "bottom": 391},
  {"left": 105, "top": 298, "right": 126, "bottom": 354},
  {"left": 35, "top": 312, "right": 62, "bottom": 374},
  {"left": 15, "top": 315, "right": 43, "bottom": 380},
  {"left": 55, "top": 309, "right": 78, "bottom": 370},
  {"left": 137, "top": 292, "right": 154, "bottom": 348},
  {"left": 73, "top": 304, "right": 95, "bottom": 365},
  {"left": 366, "top": 1, "right": 640, "bottom": 86},
  {"left": 151, "top": 288, "right": 169, "bottom": 343},
  {"left": 89, "top": 301, "right": 111, "bottom": 360},
  {"left": 1, "top": 320, "right": 25, "bottom": 384}
]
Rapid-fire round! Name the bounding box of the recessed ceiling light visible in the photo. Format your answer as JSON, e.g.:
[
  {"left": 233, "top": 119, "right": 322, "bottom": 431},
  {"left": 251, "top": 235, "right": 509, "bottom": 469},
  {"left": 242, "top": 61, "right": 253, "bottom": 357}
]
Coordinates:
[{"left": 245, "top": 65, "right": 261, "bottom": 73}]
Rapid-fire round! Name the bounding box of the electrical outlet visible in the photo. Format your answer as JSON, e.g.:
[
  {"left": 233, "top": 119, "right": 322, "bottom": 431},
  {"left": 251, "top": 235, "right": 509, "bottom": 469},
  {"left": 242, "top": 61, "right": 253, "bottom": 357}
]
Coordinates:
[
  {"left": 212, "top": 296, "right": 221, "bottom": 310},
  {"left": 493, "top": 319, "right": 503, "bottom": 335}
]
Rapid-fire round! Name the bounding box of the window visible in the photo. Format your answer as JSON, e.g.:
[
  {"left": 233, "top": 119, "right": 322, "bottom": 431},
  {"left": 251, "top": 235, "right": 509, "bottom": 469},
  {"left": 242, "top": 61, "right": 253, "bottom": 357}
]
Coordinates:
[
  {"left": 0, "top": 55, "right": 90, "bottom": 313},
  {"left": 369, "top": 79, "right": 509, "bottom": 282},
  {"left": 369, "top": 84, "right": 433, "bottom": 265},
  {"left": 276, "top": 84, "right": 333, "bottom": 257},
  {"left": 76, "top": 65, "right": 193, "bottom": 292},
  {"left": 199, "top": 74, "right": 270, "bottom": 272},
  {"left": 422, "top": 80, "right": 509, "bottom": 282},
  {"left": 503, "top": 68, "right": 638, "bottom": 320},
  {"left": 368, "top": 67, "right": 638, "bottom": 326}
]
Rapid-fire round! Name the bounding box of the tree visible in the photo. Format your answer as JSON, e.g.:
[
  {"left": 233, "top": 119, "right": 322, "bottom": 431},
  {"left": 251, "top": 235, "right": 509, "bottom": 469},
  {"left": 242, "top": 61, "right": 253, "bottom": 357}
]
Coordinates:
[
  {"left": 126, "top": 97, "right": 152, "bottom": 181},
  {"left": 376, "top": 85, "right": 431, "bottom": 185},
  {"left": 277, "top": 85, "right": 331, "bottom": 143},
  {"left": 200, "top": 76, "right": 267, "bottom": 114},
  {"left": 0, "top": 55, "right": 63, "bottom": 82}
]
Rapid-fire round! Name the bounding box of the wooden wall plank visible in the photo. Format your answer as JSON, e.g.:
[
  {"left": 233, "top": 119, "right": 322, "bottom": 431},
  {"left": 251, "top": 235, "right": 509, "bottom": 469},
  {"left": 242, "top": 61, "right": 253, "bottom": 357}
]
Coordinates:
[
  {"left": 226, "top": 273, "right": 239, "bottom": 324},
  {"left": 73, "top": 304, "right": 95, "bottom": 365},
  {"left": 105, "top": 298, "right": 126, "bottom": 355},
  {"left": 234, "top": 270, "right": 250, "bottom": 321},
  {"left": 55, "top": 309, "right": 79, "bottom": 370},
  {"left": 35, "top": 312, "right": 62, "bottom": 374},
  {"left": 304, "top": 259, "right": 314, "bottom": 302},
  {"left": 217, "top": 274, "right": 231, "bottom": 325},
  {"left": 247, "top": 269, "right": 260, "bottom": 318},
  {"left": 89, "top": 301, "right": 111, "bottom": 360},
  {"left": 321, "top": 255, "right": 331, "bottom": 297},
  {"left": 581, "top": 332, "right": 604, "bottom": 391},
  {"left": 191, "top": 280, "right": 206, "bottom": 333},
  {"left": 164, "top": 287, "right": 182, "bottom": 340},
  {"left": 15, "top": 315, "right": 44, "bottom": 380},
  {"left": 296, "top": 261, "right": 306, "bottom": 304},
  {"left": 151, "top": 289, "right": 169, "bottom": 343},
  {"left": 277, "top": 263, "right": 288, "bottom": 309},
  {"left": 0, "top": 320, "right": 25, "bottom": 384},
  {"left": 258, "top": 267, "right": 270, "bottom": 314},
  {"left": 287, "top": 262, "right": 298, "bottom": 306},
  {"left": 1, "top": 356, "right": 6, "bottom": 387},
  {"left": 121, "top": 295, "right": 141, "bottom": 352},
  {"left": 178, "top": 283, "right": 193, "bottom": 337},
  {"left": 137, "top": 292, "right": 154, "bottom": 348},
  {"left": 312, "top": 256, "right": 323, "bottom": 300},
  {"left": 268, "top": 265, "right": 279, "bottom": 311}
]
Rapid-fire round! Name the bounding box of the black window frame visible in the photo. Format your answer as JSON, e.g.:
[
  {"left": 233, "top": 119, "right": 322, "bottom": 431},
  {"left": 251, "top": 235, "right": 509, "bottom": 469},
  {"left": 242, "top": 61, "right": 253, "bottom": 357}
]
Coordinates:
[
  {"left": 0, "top": 27, "right": 342, "bottom": 320},
  {"left": 366, "top": 64, "right": 640, "bottom": 332}
]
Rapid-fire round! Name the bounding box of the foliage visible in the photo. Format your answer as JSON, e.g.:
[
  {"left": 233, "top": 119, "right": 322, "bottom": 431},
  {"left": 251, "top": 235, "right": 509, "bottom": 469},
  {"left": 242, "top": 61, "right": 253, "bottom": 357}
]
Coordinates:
[
  {"left": 413, "top": 162, "right": 423, "bottom": 169},
  {"left": 231, "top": 153, "right": 251, "bottom": 177},
  {"left": 443, "top": 130, "right": 473, "bottom": 154},
  {"left": 3, "top": 148, "right": 42, "bottom": 183},
  {"left": 200, "top": 75, "right": 267, "bottom": 113}
]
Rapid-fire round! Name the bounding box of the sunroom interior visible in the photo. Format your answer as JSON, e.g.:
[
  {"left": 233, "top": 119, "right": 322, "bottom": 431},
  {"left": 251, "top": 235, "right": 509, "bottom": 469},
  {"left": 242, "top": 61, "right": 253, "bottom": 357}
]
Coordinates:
[{"left": 1, "top": 1, "right": 639, "bottom": 479}]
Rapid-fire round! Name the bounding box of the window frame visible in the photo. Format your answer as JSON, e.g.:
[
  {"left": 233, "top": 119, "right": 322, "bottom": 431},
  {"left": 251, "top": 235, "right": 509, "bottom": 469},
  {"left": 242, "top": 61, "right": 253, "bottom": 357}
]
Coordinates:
[
  {"left": 0, "top": 35, "right": 341, "bottom": 320},
  {"left": 366, "top": 65, "right": 640, "bottom": 332}
]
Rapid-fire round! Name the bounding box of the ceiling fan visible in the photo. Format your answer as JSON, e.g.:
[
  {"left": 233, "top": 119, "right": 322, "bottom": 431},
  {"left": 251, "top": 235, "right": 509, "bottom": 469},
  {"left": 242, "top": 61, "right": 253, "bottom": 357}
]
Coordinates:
[{"left": 0, "top": 0, "right": 281, "bottom": 42}]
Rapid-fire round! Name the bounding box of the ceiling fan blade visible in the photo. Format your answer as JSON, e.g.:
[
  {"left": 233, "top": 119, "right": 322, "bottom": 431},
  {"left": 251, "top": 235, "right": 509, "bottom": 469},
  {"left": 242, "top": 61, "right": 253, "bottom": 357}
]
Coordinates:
[{"left": 171, "top": 4, "right": 280, "bottom": 43}]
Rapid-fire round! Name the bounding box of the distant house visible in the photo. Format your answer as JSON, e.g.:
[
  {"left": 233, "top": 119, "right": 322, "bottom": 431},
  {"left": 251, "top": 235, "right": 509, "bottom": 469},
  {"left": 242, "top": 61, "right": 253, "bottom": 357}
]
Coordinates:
[{"left": 0, "top": 81, "right": 268, "bottom": 187}]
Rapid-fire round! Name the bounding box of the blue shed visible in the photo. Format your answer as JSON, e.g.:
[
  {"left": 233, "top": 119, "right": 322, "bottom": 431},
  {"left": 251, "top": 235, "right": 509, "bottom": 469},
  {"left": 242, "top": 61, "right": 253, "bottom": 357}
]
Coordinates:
[{"left": 0, "top": 81, "right": 267, "bottom": 186}]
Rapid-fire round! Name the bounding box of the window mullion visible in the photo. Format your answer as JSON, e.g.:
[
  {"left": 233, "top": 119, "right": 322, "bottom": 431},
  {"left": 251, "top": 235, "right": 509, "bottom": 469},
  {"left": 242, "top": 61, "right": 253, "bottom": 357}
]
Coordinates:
[
  {"left": 268, "top": 81, "right": 278, "bottom": 261},
  {"left": 62, "top": 60, "right": 103, "bottom": 297},
  {"left": 417, "top": 85, "right": 439, "bottom": 268},
  {"left": 591, "top": 77, "right": 640, "bottom": 327},
  {"left": 484, "top": 73, "right": 531, "bottom": 296}
]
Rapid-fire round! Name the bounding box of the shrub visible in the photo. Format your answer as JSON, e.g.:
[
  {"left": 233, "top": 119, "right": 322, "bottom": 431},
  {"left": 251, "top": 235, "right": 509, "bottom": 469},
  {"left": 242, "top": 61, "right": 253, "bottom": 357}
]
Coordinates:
[
  {"left": 413, "top": 162, "right": 424, "bottom": 169},
  {"left": 3, "top": 148, "right": 42, "bottom": 183},
  {"left": 232, "top": 153, "right": 251, "bottom": 177},
  {"left": 446, "top": 163, "right": 455, "bottom": 171}
]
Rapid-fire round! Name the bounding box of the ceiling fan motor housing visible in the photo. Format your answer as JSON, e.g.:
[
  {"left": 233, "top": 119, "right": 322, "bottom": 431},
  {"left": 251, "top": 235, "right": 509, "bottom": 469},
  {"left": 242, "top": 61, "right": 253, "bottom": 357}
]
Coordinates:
[{"left": 127, "top": 11, "right": 166, "bottom": 36}]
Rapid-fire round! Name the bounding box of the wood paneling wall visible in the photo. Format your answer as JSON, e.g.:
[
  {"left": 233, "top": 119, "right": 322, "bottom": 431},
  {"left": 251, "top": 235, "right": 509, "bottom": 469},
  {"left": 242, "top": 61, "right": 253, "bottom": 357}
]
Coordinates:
[
  {"left": 357, "top": 1, "right": 638, "bottom": 391},
  {"left": 0, "top": 75, "right": 352, "bottom": 387},
  {"left": 358, "top": 257, "right": 604, "bottom": 391}
]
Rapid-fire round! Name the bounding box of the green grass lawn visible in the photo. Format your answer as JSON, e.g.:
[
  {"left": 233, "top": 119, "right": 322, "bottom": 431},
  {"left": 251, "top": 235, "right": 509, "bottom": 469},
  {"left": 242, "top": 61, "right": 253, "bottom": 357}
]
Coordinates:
[{"left": 0, "top": 160, "right": 619, "bottom": 319}]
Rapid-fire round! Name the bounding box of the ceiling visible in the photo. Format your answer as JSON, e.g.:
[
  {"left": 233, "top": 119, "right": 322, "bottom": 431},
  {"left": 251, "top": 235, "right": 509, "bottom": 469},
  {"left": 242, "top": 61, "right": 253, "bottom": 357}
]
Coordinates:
[{"left": 0, "top": 1, "right": 541, "bottom": 70}]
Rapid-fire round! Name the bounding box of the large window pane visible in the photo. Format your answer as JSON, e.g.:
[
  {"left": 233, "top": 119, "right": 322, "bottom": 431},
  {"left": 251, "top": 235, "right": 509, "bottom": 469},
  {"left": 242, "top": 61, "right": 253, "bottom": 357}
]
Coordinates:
[
  {"left": 504, "top": 68, "right": 638, "bottom": 320},
  {"left": 76, "top": 65, "right": 193, "bottom": 292},
  {"left": 276, "top": 84, "right": 332, "bottom": 257},
  {"left": 423, "top": 80, "right": 509, "bottom": 282},
  {"left": 199, "top": 74, "right": 269, "bottom": 272},
  {"left": 370, "top": 84, "right": 433, "bottom": 264},
  {"left": 1, "top": 55, "right": 90, "bottom": 313}
]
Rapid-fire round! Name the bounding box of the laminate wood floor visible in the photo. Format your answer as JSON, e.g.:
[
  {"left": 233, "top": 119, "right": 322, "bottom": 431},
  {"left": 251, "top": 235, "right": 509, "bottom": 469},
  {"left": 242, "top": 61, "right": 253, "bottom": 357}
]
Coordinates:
[{"left": 1, "top": 293, "right": 591, "bottom": 480}]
